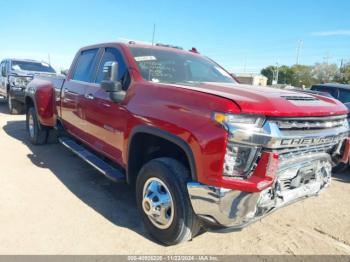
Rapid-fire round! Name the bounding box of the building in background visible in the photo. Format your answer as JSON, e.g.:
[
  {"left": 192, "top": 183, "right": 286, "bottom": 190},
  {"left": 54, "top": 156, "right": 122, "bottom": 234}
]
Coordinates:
[{"left": 235, "top": 73, "right": 268, "bottom": 86}]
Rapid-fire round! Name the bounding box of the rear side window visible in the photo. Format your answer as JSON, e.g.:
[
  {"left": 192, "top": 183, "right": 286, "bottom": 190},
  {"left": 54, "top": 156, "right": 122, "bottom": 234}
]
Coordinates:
[{"left": 72, "top": 49, "right": 99, "bottom": 82}]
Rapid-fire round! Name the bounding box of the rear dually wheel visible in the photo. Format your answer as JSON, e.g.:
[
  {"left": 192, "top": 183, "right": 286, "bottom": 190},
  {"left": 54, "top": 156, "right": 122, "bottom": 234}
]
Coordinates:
[{"left": 26, "top": 107, "right": 48, "bottom": 145}]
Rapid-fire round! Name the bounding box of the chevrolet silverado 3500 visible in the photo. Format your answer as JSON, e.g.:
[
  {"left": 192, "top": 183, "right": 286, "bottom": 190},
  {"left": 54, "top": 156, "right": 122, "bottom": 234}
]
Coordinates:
[{"left": 24, "top": 42, "right": 350, "bottom": 245}]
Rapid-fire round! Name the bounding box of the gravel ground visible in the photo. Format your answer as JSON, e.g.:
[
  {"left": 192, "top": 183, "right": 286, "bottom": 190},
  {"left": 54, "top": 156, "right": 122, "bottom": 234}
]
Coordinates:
[{"left": 0, "top": 100, "right": 349, "bottom": 255}]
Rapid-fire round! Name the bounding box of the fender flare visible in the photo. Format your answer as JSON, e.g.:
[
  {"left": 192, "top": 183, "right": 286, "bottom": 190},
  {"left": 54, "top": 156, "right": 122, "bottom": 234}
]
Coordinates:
[
  {"left": 24, "top": 89, "right": 47, "bottom": 131},
  {"left": 127, "top": 125, "right": 198, "bottom": 181}
]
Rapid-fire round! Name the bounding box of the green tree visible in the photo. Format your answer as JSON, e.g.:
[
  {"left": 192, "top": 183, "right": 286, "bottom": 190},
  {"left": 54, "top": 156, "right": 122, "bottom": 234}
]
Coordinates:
[
  {"left": 261, "top": 66, "right": 275, "bottom": 85},
  {"left": 312, "top": 63, "right": 338, "bottom": 83},
  {"left": 335, "top": 63, "right": 350, "bottom": 84},
  {"left": 277, "top": 65, "right": 294, "bottom": 84},
  {"left": 290, "top": 65, "right": 317, "bottom": 87}
]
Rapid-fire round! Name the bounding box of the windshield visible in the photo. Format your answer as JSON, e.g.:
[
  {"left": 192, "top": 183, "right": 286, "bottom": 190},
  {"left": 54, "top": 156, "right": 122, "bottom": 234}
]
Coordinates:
[
  {"left": 129, "top": 47, "right": 236, "bottom": 85},
  {"left": 11, "top": 61, "right": 56, "bottom": 73},
  {"left": 338, "top": 89, "right": 350, "bottom": 103}
]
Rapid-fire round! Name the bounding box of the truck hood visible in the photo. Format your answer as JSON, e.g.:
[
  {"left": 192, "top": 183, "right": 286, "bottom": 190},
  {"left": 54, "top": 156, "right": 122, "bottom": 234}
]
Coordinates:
[
  {"left": 9, "top": 69, "right": 56, "bottom": 78},
  {"left": 170, "top": 82, "right": 348, "bottom": 117}
]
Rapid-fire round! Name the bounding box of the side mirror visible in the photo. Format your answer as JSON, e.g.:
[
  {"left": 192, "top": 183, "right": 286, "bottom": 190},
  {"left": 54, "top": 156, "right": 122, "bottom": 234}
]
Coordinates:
[
  {"left": 60, "top": 69, "right": 68, "bottom": 76},
  {"left": 100, "top": 61, "right": 126, "bottom": 103},
  {"left": 103, "top": 61, "right": 118, "bottom": 82}
]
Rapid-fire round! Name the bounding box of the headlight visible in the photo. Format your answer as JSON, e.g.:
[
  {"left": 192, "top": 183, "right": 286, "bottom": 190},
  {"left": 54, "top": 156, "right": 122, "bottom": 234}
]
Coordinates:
[
  {"left": 213, "top": 113, "right": 265, "bottom": 130},
  {"left": 10, "top": 76, "right": 31, "bottom": 88},
  {"left": 223, "top": 143, "right": 260, "bottom": 178},
  {"left": 213, "top": 113, "right": 265, "bottom": 179}
]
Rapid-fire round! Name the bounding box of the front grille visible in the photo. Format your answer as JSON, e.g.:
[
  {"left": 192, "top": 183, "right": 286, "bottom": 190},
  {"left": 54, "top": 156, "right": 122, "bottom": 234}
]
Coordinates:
[
  {"left": 269, "top": 115, "right": 348, "bottom": 163},
  {"left": 274, "top": 115, "right": 348, "bottom": 130},
  {"left": 276, "top": 143, "right": 337, "bottom": 162}
]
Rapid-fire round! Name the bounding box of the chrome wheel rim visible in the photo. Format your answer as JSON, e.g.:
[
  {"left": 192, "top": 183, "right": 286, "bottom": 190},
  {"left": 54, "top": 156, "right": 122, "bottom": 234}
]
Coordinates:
[
  {"left": 28, "top": 113, "right": 35, "bottom": 138},
  {"left": 142, "top": 177, "right": 174, "bottom": 229}
]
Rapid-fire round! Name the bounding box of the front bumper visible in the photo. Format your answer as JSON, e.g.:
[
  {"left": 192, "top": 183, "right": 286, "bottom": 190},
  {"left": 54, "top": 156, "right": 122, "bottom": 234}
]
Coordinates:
[
  {"left": 188, "top": 115, "right": 349, "bottom": 230},
  {"left": 187, "top": 154, "right": 333, "bottom": 230},
  {"left": 9, "top": 87, "right": 25, "bottom": 103}
]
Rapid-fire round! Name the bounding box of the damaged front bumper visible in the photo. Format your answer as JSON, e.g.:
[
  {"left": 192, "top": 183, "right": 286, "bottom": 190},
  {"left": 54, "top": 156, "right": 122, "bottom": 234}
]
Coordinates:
[
  {"left": 187, "top": 153, "right": 336, "bottom": 230},
  {"left": 187, "top": 116, "right": 349, "bottom": 230}
]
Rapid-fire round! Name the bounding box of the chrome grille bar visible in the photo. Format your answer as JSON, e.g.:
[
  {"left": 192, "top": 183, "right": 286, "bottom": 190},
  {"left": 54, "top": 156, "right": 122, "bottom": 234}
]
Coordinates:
[{"left": 274, "top": 115, "right": 348, "bottom": 130}]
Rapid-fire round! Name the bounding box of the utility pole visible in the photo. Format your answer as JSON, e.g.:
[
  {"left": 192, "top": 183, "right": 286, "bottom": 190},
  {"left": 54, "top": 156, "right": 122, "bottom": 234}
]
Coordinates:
[
  {"left": 47, "top": 53, "right": 51, "bottom": 65},
  {"left": 243, "top": 56, "right": 247, "bottom": 73},
  {"left": 272, "top": 62, "right": 279, "bottom": 85},
  {"left": 151, "top": 24, "right": 156, "bottom": 46},
  {"left": 296, "top": 40, "right": 303, "bottom": 65},
  {"left": 340, "top": 58, "right": 344, "bottom": 70},
  {"left": 324, "top": 51, "right": 332, "bottom": 65}
]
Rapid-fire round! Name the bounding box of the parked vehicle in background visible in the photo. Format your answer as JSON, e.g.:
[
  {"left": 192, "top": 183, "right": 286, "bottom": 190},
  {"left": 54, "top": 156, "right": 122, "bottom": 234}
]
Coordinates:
[
  {"left": 0, "top": 59, "right": 56, "bottom": 114},
  {"left": 24, "top": 42, "right": 350, "bottom": 245},
  {"left": 310, "top": 83, "right": 350, "bottom": 172}
]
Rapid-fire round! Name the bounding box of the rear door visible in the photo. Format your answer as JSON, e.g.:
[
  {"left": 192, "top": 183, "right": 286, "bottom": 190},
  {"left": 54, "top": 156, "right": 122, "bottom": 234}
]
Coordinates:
[
  {"left": 82, "top": 47, "right": 130, "bottom": 164},
  {"left": 61, "top": 48, "right": 100, "bottom": 142}
]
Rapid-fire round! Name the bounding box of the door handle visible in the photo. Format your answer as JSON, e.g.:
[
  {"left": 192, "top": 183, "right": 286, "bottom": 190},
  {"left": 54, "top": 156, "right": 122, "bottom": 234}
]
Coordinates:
[{"left": 85, "top": 93, "right": 94, "bottom": 100}]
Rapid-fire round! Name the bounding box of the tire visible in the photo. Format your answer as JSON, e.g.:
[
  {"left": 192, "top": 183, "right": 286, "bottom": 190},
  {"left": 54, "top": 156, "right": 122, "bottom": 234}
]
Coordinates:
[
  {"left": 26, "top": 107, "right": 48, "bottom": 145},
  {"left": 8, "top": 93, "right": 24, "bottom": 114},
  {"left": 136, "top": 157, "right": 202, "bottom": 246},
  {"left": 46, "top": 129, "right": 59, "bottom": 144},
  {"left": 333, "top": 163, "right": 348, "bottom": 173}
]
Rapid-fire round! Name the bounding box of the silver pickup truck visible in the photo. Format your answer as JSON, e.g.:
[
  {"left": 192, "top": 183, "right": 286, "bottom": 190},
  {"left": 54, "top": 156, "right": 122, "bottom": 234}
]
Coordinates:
[{"left": 0, "top": 59, "right": 56, "bottom": 114}]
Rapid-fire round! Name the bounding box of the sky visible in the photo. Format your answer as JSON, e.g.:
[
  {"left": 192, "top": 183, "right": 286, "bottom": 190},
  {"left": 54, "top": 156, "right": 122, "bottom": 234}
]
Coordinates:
[{"left": 0, "top": 0, "right": 349, "bottom": 73}]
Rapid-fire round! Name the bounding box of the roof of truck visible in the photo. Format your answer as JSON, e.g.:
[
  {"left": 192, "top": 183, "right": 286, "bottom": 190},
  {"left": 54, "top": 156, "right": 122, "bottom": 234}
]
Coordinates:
[
  {"left": 79, "top": 41, "right": 201, "bottom": 56},
  {"left": 1, "top": 58, "right": 51, "bottom": 64}
]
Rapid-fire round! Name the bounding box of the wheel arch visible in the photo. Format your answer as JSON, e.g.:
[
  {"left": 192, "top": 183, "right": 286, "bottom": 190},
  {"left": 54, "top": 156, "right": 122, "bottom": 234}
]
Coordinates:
[{"left": 127, "top": 125, "right": 197, "bottom": 185}]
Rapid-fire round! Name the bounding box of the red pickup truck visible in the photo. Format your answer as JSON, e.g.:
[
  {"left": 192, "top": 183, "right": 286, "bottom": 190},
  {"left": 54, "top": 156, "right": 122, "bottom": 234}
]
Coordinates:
[{"left": 24, "top": 42, "right": 350, "bottom": 245}]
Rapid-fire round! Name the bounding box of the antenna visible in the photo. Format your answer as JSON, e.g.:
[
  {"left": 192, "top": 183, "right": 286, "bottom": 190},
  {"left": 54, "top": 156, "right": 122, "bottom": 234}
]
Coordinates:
[{"left": 151, "top": 24, "right": 156, "bottom": 46}]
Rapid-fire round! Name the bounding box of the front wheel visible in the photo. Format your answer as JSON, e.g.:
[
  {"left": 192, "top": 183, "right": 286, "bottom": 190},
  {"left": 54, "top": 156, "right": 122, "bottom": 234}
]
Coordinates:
[
  {"left": 26, "top": 107, "right": 48, "bottom": 145},
  {"left": 136, "top": 158, "right": 202, "bottom": 246},
  {"left": 8, "top": 93, "right": 24, "bottom": 114}
]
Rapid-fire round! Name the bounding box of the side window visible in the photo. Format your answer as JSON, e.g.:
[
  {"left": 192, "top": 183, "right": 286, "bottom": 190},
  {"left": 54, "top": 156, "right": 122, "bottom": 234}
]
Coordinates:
[
  {"left": 95, "top": 48, "right": 127, "bottom": 85},
  {"left": 6, "top": 61, "right": 10, "bottom": 73},
  {"left": 0, "top": 61, "right": 5, "bottom": 77},
  {"left": 72, "top": 49, "right": 99, "bottom": 82}
]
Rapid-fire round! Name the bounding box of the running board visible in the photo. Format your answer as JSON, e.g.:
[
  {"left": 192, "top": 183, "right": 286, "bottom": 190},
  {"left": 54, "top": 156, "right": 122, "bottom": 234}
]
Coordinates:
[{"left": 58, "top": 137, "right": 125, "bottom": 182}]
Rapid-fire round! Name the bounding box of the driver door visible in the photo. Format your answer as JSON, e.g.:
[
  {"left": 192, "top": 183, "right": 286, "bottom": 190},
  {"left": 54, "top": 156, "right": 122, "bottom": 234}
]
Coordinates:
[{"left": 83, "top": 47, "right": 129, "bottom": 165}]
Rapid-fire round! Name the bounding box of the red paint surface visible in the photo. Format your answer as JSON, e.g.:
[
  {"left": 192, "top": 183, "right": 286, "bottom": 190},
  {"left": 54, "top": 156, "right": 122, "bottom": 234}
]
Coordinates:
[{"left": 341, "top": 138, "right": 350, "bottom": 163}]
